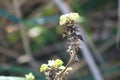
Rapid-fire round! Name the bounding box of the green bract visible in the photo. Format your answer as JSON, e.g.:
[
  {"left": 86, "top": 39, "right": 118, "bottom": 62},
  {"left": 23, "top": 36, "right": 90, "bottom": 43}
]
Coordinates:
[
  {"left": 59, "top": 12, "right": 80, "bottom": 25},
  {"left": 25, "top": 73, "right": 35, "bottom": 80},
  {"left": 55, "top": 59, "right": 63, "bottom": 67},
  {"left": 40, "top": 64, "right": 48, "bottom": 72}
]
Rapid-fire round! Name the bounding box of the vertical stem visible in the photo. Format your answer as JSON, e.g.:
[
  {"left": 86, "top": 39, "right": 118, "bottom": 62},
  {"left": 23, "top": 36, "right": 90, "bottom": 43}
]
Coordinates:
[
  {"left": 79, "top": 40, "right": 103, "bottom": 80},
  {"left": 12, "top": 0, "right": 38, "bottom": 69},
  {"left": 53, "top": 0, "right": 71, "bottom": 14},
  {"left": 13, "top": 0, "right": 32, "bottom": 56},
  {"left": 117, "top": 0, "right": 120, "bottom": 46}
]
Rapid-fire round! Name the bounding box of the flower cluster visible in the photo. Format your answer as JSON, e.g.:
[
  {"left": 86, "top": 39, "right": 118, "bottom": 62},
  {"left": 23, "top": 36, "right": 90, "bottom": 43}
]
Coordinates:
[
  {"left": 59, "top": 12, "right": 80, "bottom": 26},
  {"left": 25, "top": 73, "right": 35, "bottom": 80},
  {"left": 40, "top": 59, "right": 72, "bottom": 80},
  {"left": 59, "top": 12, "right": 82, "bottom": 62}
]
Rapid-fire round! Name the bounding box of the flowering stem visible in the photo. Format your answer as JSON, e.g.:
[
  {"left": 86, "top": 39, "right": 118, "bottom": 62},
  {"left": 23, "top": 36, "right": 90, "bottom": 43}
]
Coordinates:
[
  {"left": 55, "top": 52, "right": 75, "bottom": 80},
  {"left": 55, "top": 12, "right": 81, "bottom": 80}
]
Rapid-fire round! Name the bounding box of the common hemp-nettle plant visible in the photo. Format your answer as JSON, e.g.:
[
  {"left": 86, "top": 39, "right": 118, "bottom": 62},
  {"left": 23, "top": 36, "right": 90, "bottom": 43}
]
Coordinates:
[{"left": 40, "top": 12, "right": 83, "bottom": 80}]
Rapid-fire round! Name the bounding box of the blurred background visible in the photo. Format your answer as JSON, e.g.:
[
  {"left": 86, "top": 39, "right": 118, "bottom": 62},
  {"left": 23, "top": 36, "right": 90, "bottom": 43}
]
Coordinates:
[{"left": 0, "top": 0, "right": 119, "bottom": 80}]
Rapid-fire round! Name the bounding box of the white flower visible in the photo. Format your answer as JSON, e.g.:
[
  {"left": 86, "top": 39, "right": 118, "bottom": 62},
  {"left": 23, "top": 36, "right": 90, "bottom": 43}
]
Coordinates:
[
  {"left": 48, "top": 60, "right": 55, "bottom": 67},
  {"left": 59, "top": 66, "right": 72, "bottom": 70}
]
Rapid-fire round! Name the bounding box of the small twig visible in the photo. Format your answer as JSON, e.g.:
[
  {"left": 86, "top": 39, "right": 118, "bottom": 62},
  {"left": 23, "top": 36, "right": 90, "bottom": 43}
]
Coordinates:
[
  {"left": 60, "top": 52, "right": 75, "bottom": 75},
  {"left": 55, "top": 51, "right": 75, "bottom": 80}
]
